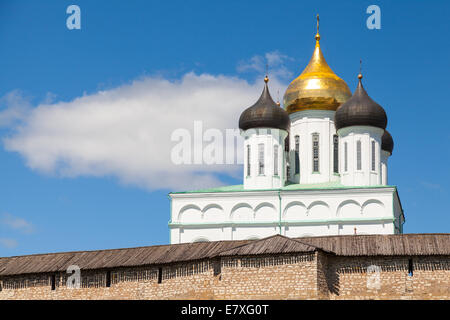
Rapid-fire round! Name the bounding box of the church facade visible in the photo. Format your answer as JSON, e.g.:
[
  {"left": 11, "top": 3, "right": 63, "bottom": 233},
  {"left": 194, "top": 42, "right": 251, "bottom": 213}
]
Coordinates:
[{"left": 169, "top": 21, "right": 404, "bottom": 244}]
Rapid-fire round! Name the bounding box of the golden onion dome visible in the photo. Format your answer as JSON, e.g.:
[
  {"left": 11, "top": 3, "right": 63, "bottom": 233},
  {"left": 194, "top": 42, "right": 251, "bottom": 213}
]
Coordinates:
[{"left": 283, "top": 15, "right": 352, "bottom": 114}]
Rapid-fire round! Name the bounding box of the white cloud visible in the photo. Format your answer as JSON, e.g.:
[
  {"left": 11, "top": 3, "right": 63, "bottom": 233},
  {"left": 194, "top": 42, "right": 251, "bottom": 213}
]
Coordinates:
[
  {"left": 0, "top": 238, "right": 18, "bottom": 249},
  {"left": 2, "top": 71, "right": 288, "bottom": 191},
  {"left": 237, "top": 51, "right": 294, "bottom": 81},
  {"left": 237, "top": 55, "right": 265, "bottom": 73},
  {"left": 1, "top": 213, "right": 34, "bottom": 234},
  {"left": 0, "top": 90, "right": 32, "bottom": 127}
]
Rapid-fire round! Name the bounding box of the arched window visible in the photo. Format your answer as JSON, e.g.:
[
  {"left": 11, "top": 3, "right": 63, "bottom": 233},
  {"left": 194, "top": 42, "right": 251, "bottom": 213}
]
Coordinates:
[
  {"left": 312, "top": 133, "right": 319, "bottom": 172},
  {"left": 247, "top": 145, "right": 251, "bottom": 176},
  {"left": 344, "top": 142, "right": 348, "bottom": 172},
  {"left": 286, "top": 163, "right": 290, "bottom": 180},
  {"left": 294, "top": 135, "right": 300, "bottom": 174},
  {"left": 258, "top": 143, "right": 264, "bottom": 175},
  {"left": 371, "top": 140, "right": 376, "bottom": 171},
  {"left": 333, "top": 135, "right": 339, "bottom": 173},
  {"left": 356, "top": 140, "right": 362, "bottom": 170},
  {"left": 273, "top": 145, "right": 279, "bottom": 176}
]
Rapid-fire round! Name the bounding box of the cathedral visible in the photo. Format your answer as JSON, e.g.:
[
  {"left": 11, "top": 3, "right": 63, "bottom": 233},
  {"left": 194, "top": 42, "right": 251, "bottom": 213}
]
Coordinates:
[
  {"left": 169, "top": 18, "right": 404, "bottom": 244},
  {"left": 1, "top": 17, "right": 449, "bottom": 302}
]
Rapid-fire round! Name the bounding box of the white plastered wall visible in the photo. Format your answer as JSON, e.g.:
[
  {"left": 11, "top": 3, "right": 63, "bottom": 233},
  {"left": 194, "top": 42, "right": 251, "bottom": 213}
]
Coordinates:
[
  {"left": 338, "top": 126, "right": 384, "bottom": 186},
  {"left": 288, "top": 110, "right": 339, "bottom": 184},
  {"left": 169, "top": 187, "right": 398, "bottom": 244},
  {"left": 241, "top": 128, "right": 288, "bottom": 190},
  {"left": 381, "top": 150, "right": 390, "bottom": 185}
]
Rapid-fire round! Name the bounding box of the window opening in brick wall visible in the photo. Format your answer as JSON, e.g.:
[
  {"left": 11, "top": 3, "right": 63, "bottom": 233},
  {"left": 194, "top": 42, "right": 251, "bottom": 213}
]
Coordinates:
[
  {"left": 106, "top": 270, "right": 111, "bottom": 287},
  {"left": 158, "top": 267, "right": 163, "bottom": 283},
  {"left": 50, "top": 274, "right": 56, "bottom": 290},
  {"left": 408, "top": 259, "right": 414, "bottom": 277},
  {"left": 213, "top": 259, "right": 221, "bottom": 277}
]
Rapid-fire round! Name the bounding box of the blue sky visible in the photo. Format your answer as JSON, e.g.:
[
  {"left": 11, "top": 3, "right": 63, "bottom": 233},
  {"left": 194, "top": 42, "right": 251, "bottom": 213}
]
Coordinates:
[{"left": 0, "top": 0, "right": 449, "bottom": 256}]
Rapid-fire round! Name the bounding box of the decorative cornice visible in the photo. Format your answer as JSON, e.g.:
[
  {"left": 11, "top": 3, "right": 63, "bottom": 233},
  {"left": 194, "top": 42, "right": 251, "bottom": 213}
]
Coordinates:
[
  {"left": 169, "top": 186, "right": 397, "bottom": 199},
  {"left": 169, "top": 216, "right": 396, "bottom": 228}
]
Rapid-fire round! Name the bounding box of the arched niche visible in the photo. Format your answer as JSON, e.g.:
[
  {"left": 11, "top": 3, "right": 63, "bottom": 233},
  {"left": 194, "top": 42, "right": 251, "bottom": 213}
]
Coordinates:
[
  {"left": 202, "top": 204, "right": 224, "bottom": 222},
  {"left": 230, "top": 203, "right": 253, "bottom": 221},
  {"left": 178, "top": 204, "right": 202, "bottom": 222},
  {"left": 307, "top": 201, "right": 330, "bottom": 217},
  {"left": 254, "top": 202, "right": 277, "bottom": 221},
  {"left": 283, "top": 201, "right": 307, "bottom": 220},
  {"left": 337, "top": 200, "right": 361, "bottom": 218},
  {"left": 362, "top": 199, "right": 385, "bottom": 217}
]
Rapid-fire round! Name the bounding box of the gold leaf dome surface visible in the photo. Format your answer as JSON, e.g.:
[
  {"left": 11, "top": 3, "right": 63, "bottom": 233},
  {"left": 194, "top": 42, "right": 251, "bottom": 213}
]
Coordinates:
[{"left": 283, "top": 22, "right": 351, "bottom": 114}]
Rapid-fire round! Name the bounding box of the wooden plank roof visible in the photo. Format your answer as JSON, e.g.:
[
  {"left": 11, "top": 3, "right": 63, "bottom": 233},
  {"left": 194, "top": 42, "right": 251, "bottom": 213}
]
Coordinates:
[
  {"left": 218, "top": 235, "right": 318, "bottom": 257},
  {"left": 0, "top": 240, "right": 248, "bottom": 276},
  {"left": 297, "top": 233, "right": 450, "bottom": 257},
  {"left": 0, "top": 234, "right": 448, "bottom": 276}
]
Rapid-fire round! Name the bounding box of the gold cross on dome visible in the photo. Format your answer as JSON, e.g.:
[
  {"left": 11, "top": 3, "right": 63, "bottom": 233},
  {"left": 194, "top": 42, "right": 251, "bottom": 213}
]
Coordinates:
[{"left": 317, "top": 14, "right": 319, "bottom": 34}]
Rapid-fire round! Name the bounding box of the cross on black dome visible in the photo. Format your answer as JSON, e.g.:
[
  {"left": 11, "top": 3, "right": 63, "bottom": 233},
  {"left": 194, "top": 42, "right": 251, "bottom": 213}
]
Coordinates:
[
  {"left": 239, "top": 77, "right": 290, "bottom": 132},
  {"left": 334, "top": 74, "right": 387, "bottom": 131}
]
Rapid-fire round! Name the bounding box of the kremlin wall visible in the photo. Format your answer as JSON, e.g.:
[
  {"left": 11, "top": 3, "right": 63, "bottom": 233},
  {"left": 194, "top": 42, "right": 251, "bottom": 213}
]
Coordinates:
[{"left": 0, "top": 234, "right": 449, "bottom": 300}]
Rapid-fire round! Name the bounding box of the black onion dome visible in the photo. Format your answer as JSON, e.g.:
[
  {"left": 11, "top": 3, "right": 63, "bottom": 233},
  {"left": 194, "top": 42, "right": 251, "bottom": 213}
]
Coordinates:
[
  {"left": 382, "top": 130, "right": 394, "bottom": 154},
  {"left": 239, "top": 78, "right": 290, "bottom": 131},
  {"left": 334, "top": 75, "right": 387, "bottom": 131}
]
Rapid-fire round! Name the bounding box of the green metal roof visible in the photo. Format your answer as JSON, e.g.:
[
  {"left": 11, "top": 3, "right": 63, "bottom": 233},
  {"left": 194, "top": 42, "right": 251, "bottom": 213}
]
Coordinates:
[{"left": 170, "top": 181, "right": 396, "bottom": 194}]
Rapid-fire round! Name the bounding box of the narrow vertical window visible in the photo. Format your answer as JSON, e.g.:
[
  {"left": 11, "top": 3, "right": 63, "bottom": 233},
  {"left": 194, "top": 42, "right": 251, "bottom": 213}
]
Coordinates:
[
  {"left": 371, "top": 140, "right": 376, "bottom": 171},
  {"left": 246, "top": 145, "right": 251, "bottom": 176},
  {"left": 213, "top": 259, "right": 221, "bottom": 277},
  {"left": 106, "top": 270, "right": 111, "bottom": 287},
  {"left": 258, "top": 143, "right": 264, "bottom": 175},
  {"left": 333, "top": 135, "right": 339, "bottom": 173},
  {"left": 273, "top": 145, "right": 278, "bottom": 176},
  {"left": 312, "top": 134, "right": 319, "bottom": 172},
  {"left": 408, "top": 259, "right": 413, "bottom": 277},
  {"left": 158, "top": 267, "right": 163, "bottom": 284},
  {"left": 357, "top": 140, "right": 362, "bottom": 170},
  {"left": 344, "top": 142, "right": 348, "bottom": 172},
  {"left": 50, "top": 274, "right": 56, "bottom": 290},
  {"left": 294, "top": 135, "right": 300, "bottom": 174}
]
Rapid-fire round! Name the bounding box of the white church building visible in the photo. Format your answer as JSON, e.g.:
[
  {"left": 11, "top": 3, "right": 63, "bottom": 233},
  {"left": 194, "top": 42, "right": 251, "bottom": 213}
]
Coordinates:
[{"left": 168, "top": 22, "right": 404, "bottom": 244}]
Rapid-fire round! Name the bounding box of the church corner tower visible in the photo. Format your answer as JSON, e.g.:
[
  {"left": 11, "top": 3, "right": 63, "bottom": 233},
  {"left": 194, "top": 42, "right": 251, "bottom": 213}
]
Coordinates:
[
  {"left": 239, "top": 76, "right": 290, "bottom": 190},
  {"left": 335, "top": 72, "right": 388, "bottom": 186}
]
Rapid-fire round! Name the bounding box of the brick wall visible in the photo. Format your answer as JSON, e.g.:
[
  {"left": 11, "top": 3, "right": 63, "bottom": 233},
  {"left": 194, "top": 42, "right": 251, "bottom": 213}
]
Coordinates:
[
  {"left": 0, "top": 253, "right": 448, "bottom": 300},
  {"left": 316, "top": 251, "right": 330, "bottom": 299},
  {"left": 326, "top": 255, "right": 450, "bottom": 299}
]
